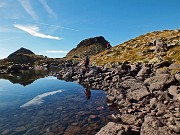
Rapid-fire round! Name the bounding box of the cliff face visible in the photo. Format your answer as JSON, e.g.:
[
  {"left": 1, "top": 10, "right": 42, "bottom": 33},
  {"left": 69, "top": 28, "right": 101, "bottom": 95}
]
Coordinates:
[
  {"left": 66, "top": 36, "right": 109, "bottom": 60},
  {"left": 7, "top": 47, "right": 36, "bottom": 64}
]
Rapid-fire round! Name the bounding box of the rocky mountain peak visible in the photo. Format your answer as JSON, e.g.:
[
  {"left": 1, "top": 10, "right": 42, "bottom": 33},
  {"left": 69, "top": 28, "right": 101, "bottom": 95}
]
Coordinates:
[
  {"left": 77, "top": 36, "right": 108, "bottom": 48},
  {"left": 7, "top": 47, "right": 36, "bottom": 64},
  {"left": 9, "top": 47, "right": 35, "bottom": 56},
  {"left": 66, "top": 36, "right": 109, "bottom": 59}
]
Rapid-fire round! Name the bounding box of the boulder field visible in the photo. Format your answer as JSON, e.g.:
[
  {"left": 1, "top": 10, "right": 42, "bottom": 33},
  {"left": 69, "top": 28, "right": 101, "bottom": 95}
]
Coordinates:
[{"left": 55, "top": 61, "right": 180, "bottom": 135}]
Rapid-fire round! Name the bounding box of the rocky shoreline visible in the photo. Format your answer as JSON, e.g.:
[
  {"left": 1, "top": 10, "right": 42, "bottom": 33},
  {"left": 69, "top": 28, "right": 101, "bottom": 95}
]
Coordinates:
[{"left": 55, "top": 61, "right": 180, "bottom": 135}]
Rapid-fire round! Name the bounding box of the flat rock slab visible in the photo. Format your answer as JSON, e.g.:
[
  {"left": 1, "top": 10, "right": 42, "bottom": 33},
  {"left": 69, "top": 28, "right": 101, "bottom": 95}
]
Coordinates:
[
  {"left": 96, "top": 122, "right": 132, "bottom": 135},
  {"left": 120, "top": 79, "right": 150, "bottom": 101},
  {"left": 168, "top": 86, "right": 180, "bottom": 101},
  {"left": 144, "top": 74, "right": 175, "bottom": 91}
]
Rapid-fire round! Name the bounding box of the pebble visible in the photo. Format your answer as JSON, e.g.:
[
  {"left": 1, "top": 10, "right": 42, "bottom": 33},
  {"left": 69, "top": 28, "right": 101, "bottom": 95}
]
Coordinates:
[
  {"left": 168, "top": 125, "right": 180, "bottom": 133},
  {"left": 96, "top": 106, "right": 104, "bottom": 111},
  {"left": 1, "top": 129, "right": 10, "bottom": 135}
]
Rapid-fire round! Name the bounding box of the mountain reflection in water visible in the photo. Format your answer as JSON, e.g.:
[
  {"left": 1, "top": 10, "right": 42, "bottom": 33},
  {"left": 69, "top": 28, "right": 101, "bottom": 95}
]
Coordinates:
[
  {"left": 0, "top": 71, "right": 117, "bottom": 135},
  {"left": 0, "top": 70, "right": 48, "bottom": 86}
]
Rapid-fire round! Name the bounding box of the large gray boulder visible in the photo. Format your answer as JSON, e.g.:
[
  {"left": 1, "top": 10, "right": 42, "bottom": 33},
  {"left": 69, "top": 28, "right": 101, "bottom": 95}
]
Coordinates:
[
  {"left": 155, "top": 39, "right": 167, "bottom": 53},
  {"left": 120, "top": 79, "right": 150, "bottom": 101},
  {"left": 136, "top": 66, "right": 151, "bottom": 77},
  {"left": 96, "top": 122, "right": 132, "bottom": 135},
  {"left": 175, "top": 73, "right": 180, "bottom": 83},
  {"left": 144, "top": 74, "right": 175, "bottom": 91},
  {"left": 168, "top": 86, "right": 180, "bottom": 101}
]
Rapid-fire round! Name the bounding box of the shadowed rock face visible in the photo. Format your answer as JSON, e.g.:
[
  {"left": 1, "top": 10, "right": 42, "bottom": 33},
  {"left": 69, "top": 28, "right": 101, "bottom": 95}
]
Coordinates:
[
  {"left": 7, "top": 47, "right": 36, "bottom": 64},
  {"left": 66, "top": 36, "right": 109, "bottom": 59}
]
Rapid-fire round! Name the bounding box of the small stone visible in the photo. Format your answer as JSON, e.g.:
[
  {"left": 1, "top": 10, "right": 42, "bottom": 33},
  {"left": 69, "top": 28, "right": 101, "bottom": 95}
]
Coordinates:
[
  {"left": 1, "top": 129, "right": 10, "bottom": 135},
  {"left": 96, "top": 106, "right": 104, "bottom": 111},
  {"left": 15, "top": 126, "right": 26, "bottom": 133},
  {"left": 89, "top": 115, "right": 98, "bottom": 119},
  {"left": 150, "top": 98, "right": 157, "bottom": 108},
  {"left": 156, "top": 110, "right": 164, "bottom": 116},
  {"left": 175, "top": 112, "right": 180, "bottom": 118},
  {"left": 168, "top": 125, "right": 180, "bottom": 133},
  {"left": 134, "top": 119, "right": 143, "bottom": 127}
]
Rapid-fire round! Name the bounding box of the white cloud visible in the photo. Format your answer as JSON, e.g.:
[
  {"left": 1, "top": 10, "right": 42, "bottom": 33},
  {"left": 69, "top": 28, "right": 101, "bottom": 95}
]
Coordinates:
[
  {"left": 20, "top": 90, "right": 63, "bottom": 108},
  {"left": 18, "top": 0, "right": 38, "bottom": 20},
  {"left": 39, "top": 0, "right": 57, "bottom": 19},
  {"left": 45, "top": 50, "right": 68, "bottom": 54},
  {"left": 14, "top": 24, "right": 63, "bottom": 40}
]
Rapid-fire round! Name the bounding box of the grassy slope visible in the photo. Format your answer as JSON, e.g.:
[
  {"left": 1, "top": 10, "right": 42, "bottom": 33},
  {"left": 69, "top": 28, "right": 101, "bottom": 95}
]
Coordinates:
[{"left": 91, "top": 30, "right": 180, "bottom": 66}]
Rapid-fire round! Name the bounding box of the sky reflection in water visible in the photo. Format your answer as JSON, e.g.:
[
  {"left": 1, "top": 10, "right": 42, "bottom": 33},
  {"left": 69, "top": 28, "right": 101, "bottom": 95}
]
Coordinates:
[{"left": 0, "top": 75, "right": 114, "bottom": 135}]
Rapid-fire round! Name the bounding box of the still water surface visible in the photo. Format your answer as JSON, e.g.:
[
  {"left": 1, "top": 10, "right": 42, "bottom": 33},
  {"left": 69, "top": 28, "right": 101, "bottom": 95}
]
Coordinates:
[{"left": 0, "top": 74, "right": 114, "bottom": 135}]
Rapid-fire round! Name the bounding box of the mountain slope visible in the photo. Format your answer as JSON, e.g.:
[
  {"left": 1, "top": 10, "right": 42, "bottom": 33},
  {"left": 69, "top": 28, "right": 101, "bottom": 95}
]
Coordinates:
[
  {"left": 91, "top": 30, "right": 180, "bottom": 66},
  {"left": 66, "top": 36, "right": 109, "bottom": 60}
]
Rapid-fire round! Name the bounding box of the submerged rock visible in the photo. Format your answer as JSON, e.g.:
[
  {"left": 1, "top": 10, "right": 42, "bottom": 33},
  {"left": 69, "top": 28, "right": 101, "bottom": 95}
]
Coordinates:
[{"left": 64, "top": 125, "right": 81, "bottom": 135}]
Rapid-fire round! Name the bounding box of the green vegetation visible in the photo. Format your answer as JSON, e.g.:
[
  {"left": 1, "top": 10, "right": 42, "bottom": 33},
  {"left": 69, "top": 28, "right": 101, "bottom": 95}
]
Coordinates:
[{"left": 91, "top": 30, "right": 180, "bottom": 66}]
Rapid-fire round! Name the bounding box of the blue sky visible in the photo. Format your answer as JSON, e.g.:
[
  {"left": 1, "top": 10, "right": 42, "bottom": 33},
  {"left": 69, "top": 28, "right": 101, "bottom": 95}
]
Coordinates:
[{"left": 0, "top": 0, "right": 180, "bottom": 59}]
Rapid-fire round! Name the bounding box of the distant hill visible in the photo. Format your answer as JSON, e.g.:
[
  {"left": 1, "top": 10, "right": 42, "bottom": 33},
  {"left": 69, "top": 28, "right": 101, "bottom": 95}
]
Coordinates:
[
  {"left": 65, "top": 36, "right": 109, "bottom": 60},
  {"left": 7, "top": 47, "right": 37, "bottom": 64},
  {"left": 91, "top": 30, "right": 180, "bottom": 66}
]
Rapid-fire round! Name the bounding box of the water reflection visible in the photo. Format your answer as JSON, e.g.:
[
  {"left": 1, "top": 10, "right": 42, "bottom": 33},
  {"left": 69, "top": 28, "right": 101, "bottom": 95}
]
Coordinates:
[
  {"left": 0, "top": 76, "right": 116, "bottom": 135},
  {"left": 0, "top": 72, "right": 117, "bottom": 135},
  {"left": 0, "top": 70, "right": 48, "bottom": 86},
  {"left": 83, "top": 83, "right": 91, "bottom": 100}
]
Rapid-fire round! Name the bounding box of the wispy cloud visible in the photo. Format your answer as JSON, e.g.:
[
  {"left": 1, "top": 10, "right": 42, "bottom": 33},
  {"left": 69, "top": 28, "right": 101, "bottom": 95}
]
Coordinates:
[
  {"left": 18, "top": 0, "right": 38, "bottom": 20},
  {"left": 39, "top": 0, "right": 57, "bottom": 19},
  {"left": 45, "top": 50, "right": 68, "bottom": 54},
  {"left": 14, "top": 24, "right": 63, "bottom": 40}
]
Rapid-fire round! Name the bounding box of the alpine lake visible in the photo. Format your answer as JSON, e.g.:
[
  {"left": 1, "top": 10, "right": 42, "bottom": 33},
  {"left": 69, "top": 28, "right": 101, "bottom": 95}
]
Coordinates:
[{"left": 0, "top": 70, "right": 117, "bottom": 135}]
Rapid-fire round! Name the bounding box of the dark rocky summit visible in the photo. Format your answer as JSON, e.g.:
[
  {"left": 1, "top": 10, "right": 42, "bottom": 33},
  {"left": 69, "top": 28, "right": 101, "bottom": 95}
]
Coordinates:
[
  {"left": 7, "top": 47, "right": 36, "bottom": 64},
  {"left": 66, "top": 36, "right": 109, "bottom": 59}
]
